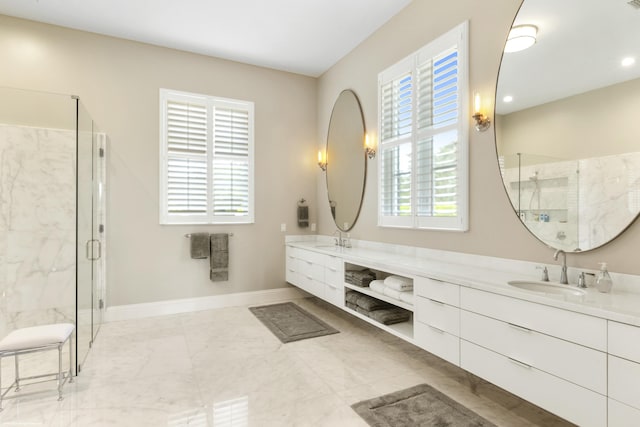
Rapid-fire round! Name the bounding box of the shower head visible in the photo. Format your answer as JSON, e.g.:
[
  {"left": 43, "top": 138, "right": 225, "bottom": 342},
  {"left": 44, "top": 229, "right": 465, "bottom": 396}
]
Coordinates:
[{"left": 529, "top": 171, "right": 539, "bottom": 181}]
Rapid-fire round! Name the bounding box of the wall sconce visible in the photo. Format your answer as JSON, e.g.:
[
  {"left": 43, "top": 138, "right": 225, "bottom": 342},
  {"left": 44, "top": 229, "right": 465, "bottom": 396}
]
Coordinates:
[
  {"left": 317, "top": 150, "right": 327, "bottom": 171},
  {"left": 472, "top": 92, "right": 491, "bottom": 132},
  {"left": 364, "top": 134, "right": 376, "bottom": 159}
]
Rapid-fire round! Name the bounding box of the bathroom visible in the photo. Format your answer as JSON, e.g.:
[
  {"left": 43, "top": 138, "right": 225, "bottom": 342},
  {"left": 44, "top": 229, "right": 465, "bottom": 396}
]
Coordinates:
[{"left": 1, "top": 0, "right": 640, "bottom": 425}]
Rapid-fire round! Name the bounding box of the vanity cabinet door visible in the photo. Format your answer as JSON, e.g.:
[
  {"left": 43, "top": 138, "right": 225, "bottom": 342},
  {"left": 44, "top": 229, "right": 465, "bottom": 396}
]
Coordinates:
[
  {"left": 414, "top": 277, "right": 460, "bottom": 366},
  {"left": 609, "top": 398, "right": 640, "bottom": 427},
  {"left": 609, "top": 321, "right": 640, "bottom": 363},
  {"left": 609, "top": 355, "right": 640, "bottom": 411},
  {"left": 461, "top": 340, "right": 606, "bottom": 427},
  {"left": 323, "top": 255, "right": 344, "bottom": 307},
  {"left": 461, "top": 310, "right": 606, "bottom": 394},
  {"left": 460, "top": 287, "right": 606, "bottom": 350}
]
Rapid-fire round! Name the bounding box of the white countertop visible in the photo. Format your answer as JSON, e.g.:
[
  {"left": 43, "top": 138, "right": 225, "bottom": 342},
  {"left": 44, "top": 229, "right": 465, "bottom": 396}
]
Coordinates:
[{"left": 286, "top": 237, "right": 640, "bottom": 327}]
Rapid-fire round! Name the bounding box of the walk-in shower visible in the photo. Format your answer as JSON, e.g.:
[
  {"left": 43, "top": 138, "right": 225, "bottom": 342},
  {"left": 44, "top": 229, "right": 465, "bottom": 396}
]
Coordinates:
[{"left": 0, "top": 87, "right": 106, "bottom": 374}]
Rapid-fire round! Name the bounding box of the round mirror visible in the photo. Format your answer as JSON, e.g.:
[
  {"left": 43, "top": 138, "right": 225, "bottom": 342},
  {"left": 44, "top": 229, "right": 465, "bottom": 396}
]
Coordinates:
[
  {"left": 326, "top": 89, "right": 366, "bottom": 231},
  {"left": 495, "top": 0, "right": 640, "bottom": 252}
]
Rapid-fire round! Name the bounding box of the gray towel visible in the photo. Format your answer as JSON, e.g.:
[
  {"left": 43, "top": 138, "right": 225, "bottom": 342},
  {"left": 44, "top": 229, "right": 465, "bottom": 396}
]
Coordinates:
[
  {"left": 297, "top": 206, "right": 309, "bottom": 228},
  {"left": 189, "top": 233, "right": 210, "bottom": 259},
  {"left": 355, "top": 294, "right": 392, "bottom": 312},
  {"left": 369, "top": 308, "right": 411, "bottom": 325},
  {"left": 209, "top": 234, "right": 229, "bottom": 282}
]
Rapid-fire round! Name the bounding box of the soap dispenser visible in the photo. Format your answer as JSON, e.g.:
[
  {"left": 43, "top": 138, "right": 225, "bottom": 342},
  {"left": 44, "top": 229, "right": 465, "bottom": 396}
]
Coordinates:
[{"left": 595, "top": 262, "right": 613, "bottom": 293}]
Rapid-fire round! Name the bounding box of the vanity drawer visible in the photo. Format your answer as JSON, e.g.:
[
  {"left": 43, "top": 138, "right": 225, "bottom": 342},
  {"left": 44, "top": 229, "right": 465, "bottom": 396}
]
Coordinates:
[
  {"left": 324, "top": 255, "right": 342, "bottom": 271},
  {"left": 608, "top": 398, "right": 640, "bottom": 427},
  {"left": 414, "top": 321, "right": 459, "bottom": 366},
  {"left": 415, "top": 276, "right": 459, "bottom": 306},
  {"left": 295, "top": 259, "right": 324, "bottom": 282},
  {"left": 460, "top": 287, "right": 606, "bottom": 350},
  {"left": 296, "top": 274, "right": 324, "bottom": 297},
  {"left": 609, "top": 321, "right": 640, "bottom": 363},
  {"left": 609, "top": 355, "right": 640, "bottom": 411},
  {"left": 415, "top": 296, "right": 460, "bottom": 336},
  {"left": 295, "top": 248, "right": 327, "bottom": 265},
  {"left": 323, "top": 281, "right": 343, "bottom": 307},
  {"left": 461, "top": 340, "right": 606, "bottom": 427},
  {"left": 460, "top": 310, "right": 606, "bottom": 394},
  {"left": 324, "top": 264, "right": 343, "bottom": 287}
]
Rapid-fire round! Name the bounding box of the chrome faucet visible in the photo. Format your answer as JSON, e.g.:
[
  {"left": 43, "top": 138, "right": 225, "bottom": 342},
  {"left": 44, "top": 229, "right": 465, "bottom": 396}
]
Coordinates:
[
  {"left": 553, "top": 249, "right": 568, "bottom": 284},
  {"left": 333, "top": 230, "right": 351, "bottom": 248}
]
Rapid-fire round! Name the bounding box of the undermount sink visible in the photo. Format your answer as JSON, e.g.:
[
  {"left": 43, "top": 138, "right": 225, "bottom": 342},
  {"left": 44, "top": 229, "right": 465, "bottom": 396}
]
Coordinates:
[{"left": 507, "top": 280, "right": 586, "bottom": 297}]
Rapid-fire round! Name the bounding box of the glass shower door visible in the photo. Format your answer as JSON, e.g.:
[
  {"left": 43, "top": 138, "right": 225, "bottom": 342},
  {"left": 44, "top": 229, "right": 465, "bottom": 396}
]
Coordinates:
[{"left": 76, "top": 99, "right": 105, "bottom": 372}]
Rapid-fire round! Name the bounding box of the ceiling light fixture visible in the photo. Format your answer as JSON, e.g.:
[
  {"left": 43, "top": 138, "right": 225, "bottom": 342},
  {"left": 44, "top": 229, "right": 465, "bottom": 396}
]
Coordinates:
[
  {"left": 505, "top": 25, "right": 538, "bottom": 53},
  {"left": 503, "top": 95, "right": 514, "bottom": 103},
  {"left": 622, "top": 57, "right": 636, "bottom": 67}
]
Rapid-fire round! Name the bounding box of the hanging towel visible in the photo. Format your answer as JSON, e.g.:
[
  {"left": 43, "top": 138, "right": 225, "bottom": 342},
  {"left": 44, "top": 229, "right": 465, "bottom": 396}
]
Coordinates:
[
  {"left": 209, "top": 233, "right": 229, "bottom": 282},
  {"left": 297, "top": 205, "right": 309, "bottom": 228},
  {"left": 189, "top": 233, "right": 210, "bottom": 259}
]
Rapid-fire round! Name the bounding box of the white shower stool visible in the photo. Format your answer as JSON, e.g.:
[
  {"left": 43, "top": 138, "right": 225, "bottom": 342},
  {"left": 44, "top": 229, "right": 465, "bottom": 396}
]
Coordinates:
[{"left": 0, "top": 323, "right": 74, "bottom": 410}]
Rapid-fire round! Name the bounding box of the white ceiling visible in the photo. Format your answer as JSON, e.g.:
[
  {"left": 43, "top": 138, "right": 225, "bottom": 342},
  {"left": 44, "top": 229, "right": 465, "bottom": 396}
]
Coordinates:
[
  {"left": 497, "top": 0, "right": 640, "bottom": 114},
  {"left": 0, "top": 0, "right": 412, "bottom": 77}
]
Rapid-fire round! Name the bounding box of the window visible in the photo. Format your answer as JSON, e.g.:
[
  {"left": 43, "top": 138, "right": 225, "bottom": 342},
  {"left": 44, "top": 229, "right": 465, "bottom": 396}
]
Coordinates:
[
  {"left": 378, "top": 22, "right": 469, "bottom": 231},
  {"left": 159, "top": 89, "right": 254, "bottom": 224}
]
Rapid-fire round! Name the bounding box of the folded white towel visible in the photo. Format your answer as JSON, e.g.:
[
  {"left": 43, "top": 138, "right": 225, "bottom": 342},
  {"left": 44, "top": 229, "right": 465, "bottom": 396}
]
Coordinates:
[
  {"left": 381, "top": 286, "right": 401, "bottom": 300},
  {"left": 369, "top": 280, "right": 386, "bottom": 295},
  {"left": 399, "top": 291, "right": 414, "bottom": 305},
  {"left": 384, "top": 275, "right": 413, "bottom": 291}
]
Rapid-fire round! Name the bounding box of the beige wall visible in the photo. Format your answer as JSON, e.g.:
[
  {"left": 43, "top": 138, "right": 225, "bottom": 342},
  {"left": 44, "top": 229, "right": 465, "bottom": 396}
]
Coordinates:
[
  {"left": 0, "top": 15, "right": 318, "bottom": 306},
  {"left": 497, "top": 77, "right": 640, "bottom": 161},
  {"left": 316, "top": 0, "right": 640, "bottom": 275}
]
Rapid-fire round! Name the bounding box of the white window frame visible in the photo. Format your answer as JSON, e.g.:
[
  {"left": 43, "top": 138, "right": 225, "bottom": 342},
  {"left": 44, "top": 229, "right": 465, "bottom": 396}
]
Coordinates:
[
  {"left": 159, "top": 88, "right": 255, "bottom": 225},
  {"left": 377, "top": 21, "right": 469, "bottom": 232}
]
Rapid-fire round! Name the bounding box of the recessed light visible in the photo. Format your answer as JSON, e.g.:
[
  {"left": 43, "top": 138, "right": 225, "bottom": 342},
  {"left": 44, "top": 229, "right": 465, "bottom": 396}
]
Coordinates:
[
  {"left": 505, "top": 25, "right": 538, "bottom": 53},
  {"left": 622, "top": 57, "right": 636, "bottom": 67},
  {"left": 503, "top": 95, "right": 514, "bottom": 103}
]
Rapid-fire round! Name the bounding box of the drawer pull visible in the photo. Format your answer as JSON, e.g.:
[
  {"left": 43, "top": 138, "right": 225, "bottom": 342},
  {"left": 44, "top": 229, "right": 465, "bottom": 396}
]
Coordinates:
[
  {"left": 305, "top": 260, "right": 313, "bottom": 265},
  {"left": 327, "top": 283, "right": 337, "bottom": 289},
  {"left": 428, "top": 324, "right": 445, "bottom": 334},
  {"left": 508, "top": 357, "right": 532, "bottom": 369},
  {"left": 328, "top": 267, "right": 337, "bottom": 272},
  {"left": 306, "top": 275, "right": 313, "bottom": 280},
  {"left": 288, "top": 269, "right": 295, "bottom": 272},
  {"left": 428, "top": 298, "right": 445, "bottom": 306},
  {"left": 508, "top": 323, "right": 532, "bottom": 333}
]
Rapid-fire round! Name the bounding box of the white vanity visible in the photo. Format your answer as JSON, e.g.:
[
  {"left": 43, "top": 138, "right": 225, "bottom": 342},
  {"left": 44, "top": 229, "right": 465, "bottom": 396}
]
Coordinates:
[{"left": 285, "top": 236, "right": 640, "bottom": 426}]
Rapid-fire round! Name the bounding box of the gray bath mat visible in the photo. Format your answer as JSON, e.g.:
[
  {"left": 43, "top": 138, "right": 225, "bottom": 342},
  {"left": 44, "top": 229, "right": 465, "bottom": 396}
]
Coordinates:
[
  {"left": 352, "top": 383, "right": 497, "bottom": 427},
  {"left": 249, "top": 302, "right": 339, "bottom": 343}
]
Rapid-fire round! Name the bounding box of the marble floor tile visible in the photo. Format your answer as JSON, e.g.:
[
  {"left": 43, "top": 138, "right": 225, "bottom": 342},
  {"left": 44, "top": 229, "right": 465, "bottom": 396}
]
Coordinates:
[{"left": 0, "top": 296, "right": 574, "bottom": 426}]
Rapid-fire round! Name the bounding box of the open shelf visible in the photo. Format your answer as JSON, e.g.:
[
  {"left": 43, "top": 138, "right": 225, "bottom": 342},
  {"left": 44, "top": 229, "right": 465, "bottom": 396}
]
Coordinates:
[
  {"left": 344, "top": 282, "right": 414, "bottom": 312},
  {"left": 344, "top": 305, "right": 413, "bottom": 341}
]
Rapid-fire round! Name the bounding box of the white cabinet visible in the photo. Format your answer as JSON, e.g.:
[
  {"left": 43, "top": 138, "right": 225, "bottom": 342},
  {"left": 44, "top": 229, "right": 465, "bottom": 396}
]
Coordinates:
[
  {"left": 414, "top": 277, "right": 460, "bottom": 366},
  {"left": 461, "top": 341, "right": 606, "bottom": 427},
  {"left": 608, "top": 321, "right": 640, "bottom": 425},
  {"left": 285, "top": 246, "right": 344, "bottom": 308},
  {"left": 459, "top": 287, "right": 607, "bottom": 426}
]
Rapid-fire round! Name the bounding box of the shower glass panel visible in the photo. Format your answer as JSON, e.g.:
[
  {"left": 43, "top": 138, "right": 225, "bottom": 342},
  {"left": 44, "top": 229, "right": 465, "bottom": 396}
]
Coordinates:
[
  {"left": 501, "top": 153, "right": 579, "bottom": 251},
  {"left": 0, "top": 87, "right": 105, "bottom": 375},
  {"left": 76, "top": 99, "right": 105, "bottom": 370}
]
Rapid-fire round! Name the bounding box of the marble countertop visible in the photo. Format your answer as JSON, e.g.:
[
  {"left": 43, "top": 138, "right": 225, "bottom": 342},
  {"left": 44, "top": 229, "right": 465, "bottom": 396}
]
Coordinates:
[{"left": 286, "top": 237, "right": 640, "bottom": 327}]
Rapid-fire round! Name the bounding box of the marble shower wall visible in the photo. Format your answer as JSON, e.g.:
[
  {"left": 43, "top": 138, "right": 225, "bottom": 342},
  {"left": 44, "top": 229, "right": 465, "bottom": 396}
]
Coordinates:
[
  {"left": 502, "top": 152, "right": 640, "bottom": 251},
  {"left": 0, "top": 124, "right": 76, "bottom": 337}
]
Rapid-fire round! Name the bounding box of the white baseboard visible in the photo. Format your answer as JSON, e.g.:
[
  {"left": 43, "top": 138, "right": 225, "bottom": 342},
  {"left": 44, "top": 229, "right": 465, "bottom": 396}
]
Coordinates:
[{"left": 104, "top": 287, "right": 305, "bottom": 322}]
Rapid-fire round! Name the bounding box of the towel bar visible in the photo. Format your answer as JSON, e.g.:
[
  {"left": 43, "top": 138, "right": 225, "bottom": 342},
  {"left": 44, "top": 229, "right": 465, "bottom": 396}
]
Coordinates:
[{"left": 185, "top": 233, "right": 234, "bottom": 238}]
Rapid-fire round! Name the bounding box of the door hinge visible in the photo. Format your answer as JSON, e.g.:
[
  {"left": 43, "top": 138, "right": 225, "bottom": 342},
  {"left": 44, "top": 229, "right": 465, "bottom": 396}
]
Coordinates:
[
  {"left": 99, "top": 299, "right": 104, "bottom": 309},
  {"left": 99, "top": 148, "right": 105, "bottom": 158},
  {"left": 99, "top": 224, "right": 104, "bottom": 233}
]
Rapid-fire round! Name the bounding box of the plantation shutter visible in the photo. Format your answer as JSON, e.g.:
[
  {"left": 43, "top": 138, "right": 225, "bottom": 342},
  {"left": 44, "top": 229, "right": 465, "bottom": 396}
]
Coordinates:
[
  {"left": 212, "top": 106, "right": 251, "bottom": 217},
  {"left": 379, "top": 65, "right": 414, "bottom": 226},
  {"left": 416, "top": 48, "right": 459, "bottom": 218},
  {"left": 166, "top": 100, "right": 208, "bottom": 216},
  {"left": 160, "top": 89, "right": 254, "bottom": 224},
  {"left": 378, "top": 22, "right": 469, "bottom": 231}
]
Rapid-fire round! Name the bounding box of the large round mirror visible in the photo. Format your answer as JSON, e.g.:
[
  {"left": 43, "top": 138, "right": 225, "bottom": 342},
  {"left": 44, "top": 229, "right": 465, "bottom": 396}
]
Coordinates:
[
  {"left": 326, "top": 89, "right": 366, "bottom": 231},
  {"left": 495, "top": 0, "right": 640, "bottom": 252}
]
